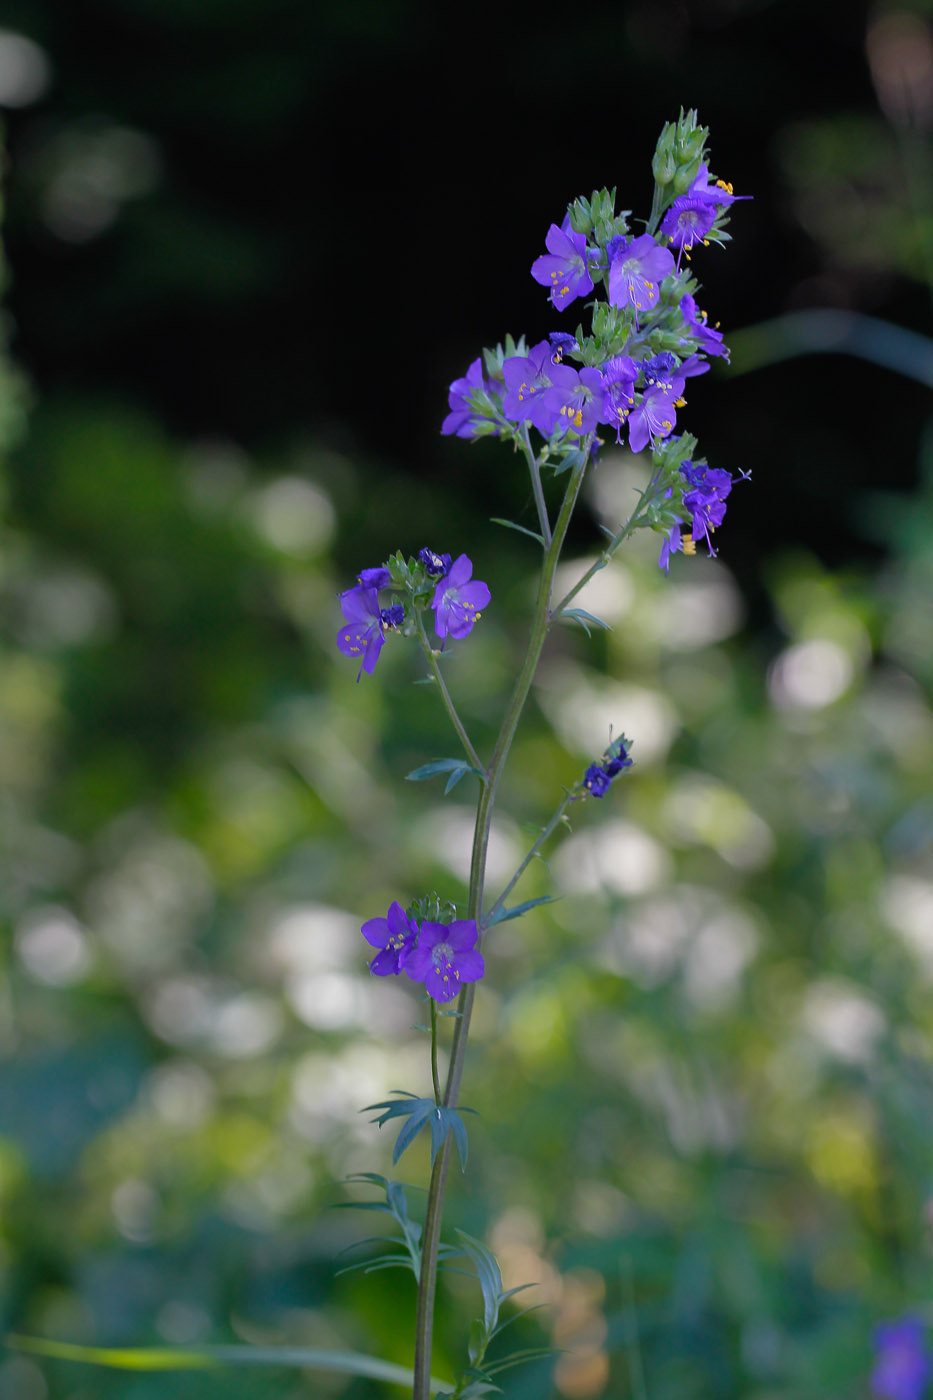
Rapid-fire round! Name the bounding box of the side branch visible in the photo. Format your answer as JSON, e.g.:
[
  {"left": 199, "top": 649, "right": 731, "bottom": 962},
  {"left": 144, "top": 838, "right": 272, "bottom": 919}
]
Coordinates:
[{"left": 413, "top": 611, "right": 486, "bottom": 776}]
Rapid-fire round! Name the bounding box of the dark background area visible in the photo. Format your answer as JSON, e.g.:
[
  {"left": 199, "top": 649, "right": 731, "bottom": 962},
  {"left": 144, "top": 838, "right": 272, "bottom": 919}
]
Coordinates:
[{"left": 1, "top": 0, "right": 928, "bottom": 594}]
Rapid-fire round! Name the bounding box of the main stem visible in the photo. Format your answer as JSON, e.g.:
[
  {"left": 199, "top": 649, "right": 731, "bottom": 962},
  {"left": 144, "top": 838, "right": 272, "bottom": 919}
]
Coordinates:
[{"left": 411, "top": 448, "right": 590, "bottom": 1400}]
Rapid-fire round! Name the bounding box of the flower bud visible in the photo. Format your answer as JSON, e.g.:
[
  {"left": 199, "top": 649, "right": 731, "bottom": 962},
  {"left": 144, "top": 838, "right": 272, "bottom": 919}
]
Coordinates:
[
  {"left": 672, "top": 156, "right": 703, "bottom": 194},
  {"left": 652, "top": 122, "right": 677, "bottom": 185}
]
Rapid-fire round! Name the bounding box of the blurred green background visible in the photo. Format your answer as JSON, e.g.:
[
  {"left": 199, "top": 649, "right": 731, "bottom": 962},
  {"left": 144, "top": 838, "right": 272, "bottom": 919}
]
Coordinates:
[{"left": 0, "top": 1, "right": 931, "bottom": 1397}]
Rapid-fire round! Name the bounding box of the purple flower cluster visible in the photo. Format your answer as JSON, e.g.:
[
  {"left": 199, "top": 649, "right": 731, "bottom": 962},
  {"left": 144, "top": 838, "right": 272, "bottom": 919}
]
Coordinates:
[
  {"left": 337, "top": 551, "right": 491, "bottom": 679},
  {"left": 498, "top": 339, "right": 687, "bottom": 452},
  {"left": 872, "top": 1318, "right": 931, "bottom": 1400},
  {"left": 362, "top": 902, "right": 485, "bottom": 1004},
  {"left": 582, "top": 737, "right": 634, "bottom": 798},
  {"left": 658, "top": 457, "right": 738, "bottom": 573}
]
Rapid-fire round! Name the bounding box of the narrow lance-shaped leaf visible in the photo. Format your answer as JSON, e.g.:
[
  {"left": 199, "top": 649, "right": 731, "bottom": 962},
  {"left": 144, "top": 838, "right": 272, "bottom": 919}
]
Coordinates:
[
  {"left": 489, "top": 518, "right": 545, "bottom": 547},
  {"left": 405, "top": 759, "right": 483, "bottom": 783},
  {"left": 484, "top": 896, "right": 557, "bottom": 929},
  {"left": 6, "top": 1336, "right": 452, "bottom": 1392}
]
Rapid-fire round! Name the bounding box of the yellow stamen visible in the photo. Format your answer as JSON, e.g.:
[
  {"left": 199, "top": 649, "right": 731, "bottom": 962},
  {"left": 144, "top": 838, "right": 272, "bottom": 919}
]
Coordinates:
[{"left": 683, "top": 536, "right": 697, "bottom": 556}]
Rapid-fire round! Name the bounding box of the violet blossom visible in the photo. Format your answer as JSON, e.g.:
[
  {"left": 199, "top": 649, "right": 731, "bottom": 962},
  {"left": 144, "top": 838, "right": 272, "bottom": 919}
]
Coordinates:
[
  {"left": 599, "top": 355, "right": 638, "bottom": 442},
  {"left": 419, "top": 548, "right": 452, "bottom": 577},
  {"left": 432, "top": 554, "right": 491, "bottom": 641},
  {"left": 337, "top": 583, "right": 387, "bottom": 680},
  {"left": 607, "top": 234, "right": 675, "bottom": 315},
  {"left": 404, "top": 919, "right": 485, "bottom": 1003},
  {"left": 680, "top": 459, "right": 733, "bottom": 554},
  {"left": 681, "top": 293, "right": 729, "bottom": 360},
  {"left": 362, "top": 901, "right": 420, "bottom": 977},
  {"left": 502, "top": 340, "right": 564, "bottom": 435},
  {"left": 660, "top": 195, "right": 717, "bottom": 259},
  {"left": 441, "top": 357, "right": 500, "bottom": 439},
  {"left": 531, "top": 219, "right": 594, "bottom": 311},
  {"left": 628, "top": 379, "right": 685, "bottom": 454},
  {"left": 871, "top": 1319, "right": 931, "bottom": 1400},
  {"left": 545, "top": 364, "right": 604, "bottom": 437}
]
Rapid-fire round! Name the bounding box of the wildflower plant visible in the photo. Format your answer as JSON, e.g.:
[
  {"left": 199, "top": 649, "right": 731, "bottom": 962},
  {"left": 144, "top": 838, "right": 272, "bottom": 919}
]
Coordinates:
[{"left": 338, "top": 110, "right": 751, "bottom": 1398}]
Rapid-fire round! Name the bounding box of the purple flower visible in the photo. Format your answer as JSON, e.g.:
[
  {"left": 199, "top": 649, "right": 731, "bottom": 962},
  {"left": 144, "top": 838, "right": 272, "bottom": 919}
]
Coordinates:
[
  {"left": 658, "top": 522, "right": 684, "bottom": 574},
  {"left": 599, "top": 355, "right": 638, "bottom": 442},
  {"left": 607, "top": 234, "right": 675, "bottom": 315},
  {"left": 681, "top": 294, "right": 729, "bottom": 360},
  {"left": 604, "top": 741, "right": 633, "bottom": 776},
  {"left": 628, "top": 380, "right": 685, "bottom": 454},
  {"left": 545, "top": 364, "right": 604, "bottom": 437},
  {"left": 872, "top": 1319, "right": 930, "bottom": 1400},
  {"left": 687, "top": 163, "right": 749, "bottom": 210},
  {"left": 432, "top": 554, "right": 491, "bottom": 641},
  {"left": 442, "top": 357, "right": 501, "bottom": 439},
  {"left": 362, "top": 901, "right": 419, "bottom": 977},
  {"left": 358, "top": 567, "right": 391, "bottom": 589},
  {"left": 419, "top": 548, "right": 452, "bottom": 577},
  {"left": 337, "top": 584, "right": 386, "bottom": 680},
  {"left": 404, "top": 919, "right": 485, "bottom": 1003},
  {"left": 381, "top": 603, "right": 405, "bottom": 628},
  {"left": 549, "top": 331, "right": 578, "bottom": 364},
  {"left": 502, "top": 340, "right": 563, "bottom": 434},
  {"left": 680, "top": 459, "right": 733, "bottom": 554},
  {"left": 660, "top": 196, "right": 717, "bottom": 255},
  {"left": 583, "top": 764, "right": 612, "bottom": 797},
  {"left": 531, "top": 220, "right": 594, "bottom": 311}
]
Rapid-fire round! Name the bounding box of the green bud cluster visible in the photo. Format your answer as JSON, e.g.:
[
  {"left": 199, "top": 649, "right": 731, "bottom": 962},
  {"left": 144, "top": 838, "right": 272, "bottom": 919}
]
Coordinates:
[
  {"left": 409, "top": 891, "right": 458, "bottom": 925},
  {"left": 650, "top": 107, "right": 711, "bottom": 227}
]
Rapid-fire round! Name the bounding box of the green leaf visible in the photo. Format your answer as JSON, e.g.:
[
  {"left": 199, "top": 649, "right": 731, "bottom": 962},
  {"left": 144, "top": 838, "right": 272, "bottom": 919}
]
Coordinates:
[
  {"left": 392, "top": 1100, "right": 436, "bottom": 1164},
  {"left": 484, "top": 896, "right": 557, "bottom": 929},
  {"left": 559, "top": 607, "right": 611, "bottom": 636},
  {"left": 406, "top": 759, "right": 470, "bottom": 780},
  {"left": 406, "top": 759, "right": 483, "bottom": 792},
  {"left": 6, "top": 1335, "right": 452, "bottom": 1392},
  {"left": 456, "top": 1230, "right": 503, "bottom": 1336},
  {"left": 489, "top": 518, "right": 544, "bottom": 547}
]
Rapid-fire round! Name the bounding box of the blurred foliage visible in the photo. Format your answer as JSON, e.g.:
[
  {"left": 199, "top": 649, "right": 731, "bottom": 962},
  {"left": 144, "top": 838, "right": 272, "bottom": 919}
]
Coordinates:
[{"left": 0, "top": 3, "right": 932, "bottom": 1400}]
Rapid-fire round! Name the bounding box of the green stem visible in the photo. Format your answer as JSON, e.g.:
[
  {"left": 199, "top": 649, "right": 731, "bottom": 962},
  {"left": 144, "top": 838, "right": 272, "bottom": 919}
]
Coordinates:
[
  {"left": 646, "top": 182, "right": 665, "bottom": 236},
  {"left": 411, "top": 443, "right": 591, "bottom": 1400},
  {"left": 519, "top": 423, "right": 552, "bottom": 545},
  {"left": 413, "top": 610, "right": 486, "bottom": 775},
  {"left": 484, "top": 790, "right": 578, "bottom": 929},
  {"left": 430, "top": 1001, "right": 441, "bottom": 1106},
  {"left": 550, "top": 468, "right": 663, "bottom": 620}
]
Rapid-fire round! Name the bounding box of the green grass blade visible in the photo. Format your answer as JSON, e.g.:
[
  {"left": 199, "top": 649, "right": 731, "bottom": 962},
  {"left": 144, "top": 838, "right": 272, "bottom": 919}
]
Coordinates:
[{"left": 7, "top": 1334, "right": 452, "bottom": 1392}]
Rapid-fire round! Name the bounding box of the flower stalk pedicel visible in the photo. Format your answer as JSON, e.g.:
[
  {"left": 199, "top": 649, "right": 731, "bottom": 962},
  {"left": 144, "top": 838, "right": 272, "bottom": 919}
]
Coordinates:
[{"left": 337, "top": 110, "right": 750, "bottom": 1399}]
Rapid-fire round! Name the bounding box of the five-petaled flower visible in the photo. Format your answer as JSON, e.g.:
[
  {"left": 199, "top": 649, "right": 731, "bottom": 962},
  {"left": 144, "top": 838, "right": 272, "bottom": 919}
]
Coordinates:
[
  {"left": 433, "top": 554, "right": 491, "bottom": 641},
  {"left": 660, "top": 195, "right": 717, "bottom": 259},
  {"left": 404, "top": 919, "right": 485, "bottom": 1003},
  {"left": 871, "top": 1318, "right": 931, "bottom": 1400},
  {"left": 337, "top": 583, "right": 387, "bottom": 680},
  {"left": 628, "top": 380, "right": 686, "bottom": 454},
  {"left": 607, "top": 233, "right": 675, "bottom": 316},
  {"left": 531, "top": 219, "right": 594, "bottom": 311},
  {"left": 502, "top": 340, "right": 564, "bottom": 435},
  {"left": 362, "top": 901, "right": 419, "bottom": 977}
]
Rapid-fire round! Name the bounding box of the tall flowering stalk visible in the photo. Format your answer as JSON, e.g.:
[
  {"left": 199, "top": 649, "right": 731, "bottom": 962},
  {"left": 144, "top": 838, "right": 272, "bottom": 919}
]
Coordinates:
[{"left": 338, "top": 110, "right": 749, "bottom": 1399}]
